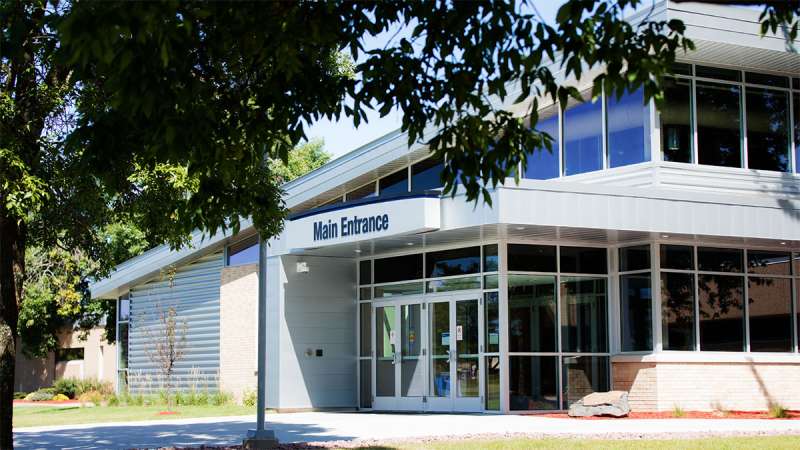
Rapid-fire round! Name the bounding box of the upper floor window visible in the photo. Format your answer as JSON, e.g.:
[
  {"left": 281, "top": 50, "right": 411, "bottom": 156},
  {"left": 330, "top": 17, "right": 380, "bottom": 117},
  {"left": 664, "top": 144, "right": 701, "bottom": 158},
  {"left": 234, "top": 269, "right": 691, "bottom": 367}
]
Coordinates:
[
  {"left": 608, "top": 88, "right": 650, "bottom": 168},
  {"left": 226, "top": 235, "right": 259, "bottom": 266},
  {"left": 525, "top": 105, "right": 560, "bottom": 180},
  {"left": 563, "top": 91, "right": 604, "bottom": 176},
  {"left": 379, "top": 169, "right": 408, "bottom": 196},
  {"left": 660, "top": 64, "right": 798, "bottom": 173},
  {"left": 411, "top": 157, "right": 444, "bottom": 192}
]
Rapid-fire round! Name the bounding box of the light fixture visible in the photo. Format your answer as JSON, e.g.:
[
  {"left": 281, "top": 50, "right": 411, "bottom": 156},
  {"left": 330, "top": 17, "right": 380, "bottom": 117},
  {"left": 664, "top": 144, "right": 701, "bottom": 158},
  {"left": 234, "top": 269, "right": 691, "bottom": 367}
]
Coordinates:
[
  {"left": 354, "top": 249, "right": 362, "bottom": 253},
  {"left": 515, "top": 226, "right": 526, "bottom": 231},
  {"left": 406, "top": 242, "right": 414, "bottom": 246},
  {"left": 780, "top": 242, "right": 787, "bottom": 245},
  {"left": 661, "top": 234, "right": 670, "bottom": 238}
]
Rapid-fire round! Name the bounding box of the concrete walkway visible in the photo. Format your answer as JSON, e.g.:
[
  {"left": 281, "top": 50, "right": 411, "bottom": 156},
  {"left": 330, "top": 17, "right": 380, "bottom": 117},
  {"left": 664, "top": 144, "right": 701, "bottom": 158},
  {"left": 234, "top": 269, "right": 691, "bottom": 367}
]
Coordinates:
[{"left": 14, "top": 411, "right": 800, "bottom": 449}]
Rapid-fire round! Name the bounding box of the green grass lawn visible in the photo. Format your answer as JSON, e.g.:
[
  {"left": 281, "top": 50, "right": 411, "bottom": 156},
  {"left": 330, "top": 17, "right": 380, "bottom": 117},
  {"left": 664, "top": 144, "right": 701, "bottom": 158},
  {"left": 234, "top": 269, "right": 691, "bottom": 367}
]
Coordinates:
[
  {"left": 361, "top": 436, "right": 800, "bottom": 450},
  {"left": 13, "top": 404, "right": 254, "bottom": 428}
]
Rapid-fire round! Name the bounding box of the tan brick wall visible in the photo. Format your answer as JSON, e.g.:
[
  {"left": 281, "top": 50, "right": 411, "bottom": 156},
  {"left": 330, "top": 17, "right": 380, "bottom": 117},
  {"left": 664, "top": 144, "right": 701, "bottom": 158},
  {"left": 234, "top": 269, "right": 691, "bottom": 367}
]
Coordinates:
[
  {"left": 613, "top": 360, "right": 800, "bottom": 412},
  {"left": 14, "top": 326, "right": 116, "bottom": 393},
  {"left": 219, "top": 263, "right": 259, "bottom": 403}
]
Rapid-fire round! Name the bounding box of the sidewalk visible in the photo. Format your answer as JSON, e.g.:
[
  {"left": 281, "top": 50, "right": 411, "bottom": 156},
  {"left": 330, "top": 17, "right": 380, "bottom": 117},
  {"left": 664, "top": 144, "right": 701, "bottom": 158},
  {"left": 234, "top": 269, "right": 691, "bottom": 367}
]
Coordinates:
[{"left": 14, "top": 411, "right": 800, "bottom": 449}]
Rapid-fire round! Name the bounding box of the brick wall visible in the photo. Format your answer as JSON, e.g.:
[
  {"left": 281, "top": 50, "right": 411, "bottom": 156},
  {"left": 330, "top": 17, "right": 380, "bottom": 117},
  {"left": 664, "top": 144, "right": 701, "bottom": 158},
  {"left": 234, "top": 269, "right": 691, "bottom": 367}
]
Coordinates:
[
  {"left": 613, "top": 360, "right": 800, "bottom": 412},
  {"left": 219, "top": 263, "right": 259, "bottom": 403}
]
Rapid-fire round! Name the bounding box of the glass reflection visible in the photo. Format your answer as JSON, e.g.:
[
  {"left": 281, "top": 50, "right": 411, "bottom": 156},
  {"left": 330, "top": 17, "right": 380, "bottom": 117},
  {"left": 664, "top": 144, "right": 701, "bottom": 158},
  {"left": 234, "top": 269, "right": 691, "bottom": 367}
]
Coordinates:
[
  {"left": 698, "top": 274, "right": 744, "bottom": 352},
  {"left": 562, "top": 356, "right": 609, "bottom": 409},
  {"left": 508, "top": 275, "right": 557, "bottom": 352},
  {"left": 661, "top": 272, "right": 695, "bottom": 351},
  {"left": 560, "top": 277, "right": 608, "bottom": 353},
  {"left": 608, "top": 88, "right": 650, "bottom": 167},
  {"left": 509, "top": 356, "right": 558, "bottom": 410},
  {"left": 746, "top": 87, "right": 789, "bottom": 172},
  {"left": 620, "top": 274, "right": 653, "bottom": 352},
  {"left": 564, "top": 94, "right": 603, "bottom": 175},
  {"left": 411, "top": 157, "right": 444, "bottom": 192},
  {"left": 525, "top": 105, "right": 560, "bottom": 179},
  {"left": 696, "top": 81, "right": 742, "bottom": 168},
  {"left": 748, "top": 277, "right": 792, "bottom": 352},
  {"left": 661, "top": 77, "right": 693, "bottom": 163}
]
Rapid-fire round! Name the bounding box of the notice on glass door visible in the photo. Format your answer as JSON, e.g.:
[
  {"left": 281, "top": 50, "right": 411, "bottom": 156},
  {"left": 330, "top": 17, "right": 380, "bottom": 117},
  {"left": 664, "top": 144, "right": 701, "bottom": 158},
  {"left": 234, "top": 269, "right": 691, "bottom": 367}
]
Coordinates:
[{"left": 456, "top": 325, "right": 463, "bottom": 341}]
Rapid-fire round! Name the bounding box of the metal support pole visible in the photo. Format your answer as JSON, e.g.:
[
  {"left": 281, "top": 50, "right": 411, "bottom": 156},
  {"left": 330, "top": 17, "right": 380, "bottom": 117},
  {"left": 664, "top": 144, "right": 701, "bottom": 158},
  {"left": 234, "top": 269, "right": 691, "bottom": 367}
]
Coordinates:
[{"left": 244, "top": 234, "right": 278, "bottom": 449}]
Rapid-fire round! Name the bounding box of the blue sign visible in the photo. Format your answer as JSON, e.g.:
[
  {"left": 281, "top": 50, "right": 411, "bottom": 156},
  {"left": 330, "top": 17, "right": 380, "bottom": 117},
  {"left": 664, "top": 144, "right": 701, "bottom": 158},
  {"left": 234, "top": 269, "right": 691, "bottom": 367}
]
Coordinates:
[{"left": 313, "top": 214, "right": 389, "bottom": 242}]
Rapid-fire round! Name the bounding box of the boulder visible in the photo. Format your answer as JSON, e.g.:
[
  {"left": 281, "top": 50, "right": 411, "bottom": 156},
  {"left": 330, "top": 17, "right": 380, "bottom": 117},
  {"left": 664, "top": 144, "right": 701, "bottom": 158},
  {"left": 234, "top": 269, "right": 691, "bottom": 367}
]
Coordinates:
[{"left": 568, "top": 391, "right": 630, "bottom": 417}]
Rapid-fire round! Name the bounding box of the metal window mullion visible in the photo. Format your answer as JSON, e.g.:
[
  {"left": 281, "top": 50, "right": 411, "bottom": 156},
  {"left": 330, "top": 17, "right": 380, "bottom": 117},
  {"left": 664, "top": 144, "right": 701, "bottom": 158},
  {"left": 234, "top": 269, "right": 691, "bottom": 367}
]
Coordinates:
[
  {"left": 794, "top": 276, "right": 799, "bottom": 353},
  {"left": 744, "top": 250, "right": 751, "bottom": 352},
  {"left": 653, "top": 242, "right": 663, "bottom": 353},
  {"left": 741, "top": 81, "right": 748, "bottom": 169},
  {"left": 691, "top": 78, "right": 699, "bottom": 164},
  {"left": 790, "top": 91, "right": 797, "bottom": 173},
  {"left": 693, "top": 246, "right": 701, "bottom": 351},
  {"left": 559, "top": 104, "right": 565, "bottom": 177},
  {"left": 602, "top": 87, "right": 609, "bottom": 170}
]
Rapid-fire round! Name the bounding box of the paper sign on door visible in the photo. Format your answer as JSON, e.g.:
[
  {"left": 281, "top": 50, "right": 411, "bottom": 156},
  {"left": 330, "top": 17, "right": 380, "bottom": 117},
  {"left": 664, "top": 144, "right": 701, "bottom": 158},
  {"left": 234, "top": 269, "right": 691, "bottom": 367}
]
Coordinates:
[
  {"left": 456, "top": 325, "right": 463, "bottom": 341},
  {"left": 441, "top": 332, "right": 450, "bottom": 346},
  {"left": 389, "top": 330, "right": 396, "bottom": 345}
]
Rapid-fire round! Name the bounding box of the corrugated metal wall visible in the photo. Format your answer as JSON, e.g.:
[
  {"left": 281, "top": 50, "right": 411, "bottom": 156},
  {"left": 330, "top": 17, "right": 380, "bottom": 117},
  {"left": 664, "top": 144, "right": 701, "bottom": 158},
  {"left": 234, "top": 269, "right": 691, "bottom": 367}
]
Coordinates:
[{"left": 128, "top": 251, "right": 223, "bottom": 393}]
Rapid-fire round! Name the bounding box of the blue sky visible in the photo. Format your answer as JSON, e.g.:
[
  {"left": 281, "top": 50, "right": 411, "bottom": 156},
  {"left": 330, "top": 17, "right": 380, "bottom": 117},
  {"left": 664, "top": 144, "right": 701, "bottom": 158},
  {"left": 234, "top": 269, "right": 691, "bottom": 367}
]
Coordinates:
[{"left": 305, "top": 1, "right": 566, "bottom": 159}]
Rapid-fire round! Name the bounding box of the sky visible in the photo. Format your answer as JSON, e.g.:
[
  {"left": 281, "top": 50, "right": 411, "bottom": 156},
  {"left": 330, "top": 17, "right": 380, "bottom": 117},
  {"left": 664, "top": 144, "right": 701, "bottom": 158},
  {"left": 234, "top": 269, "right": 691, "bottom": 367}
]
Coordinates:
[{"left": 305, "top": 1, "right": 566, "bottom": 159}]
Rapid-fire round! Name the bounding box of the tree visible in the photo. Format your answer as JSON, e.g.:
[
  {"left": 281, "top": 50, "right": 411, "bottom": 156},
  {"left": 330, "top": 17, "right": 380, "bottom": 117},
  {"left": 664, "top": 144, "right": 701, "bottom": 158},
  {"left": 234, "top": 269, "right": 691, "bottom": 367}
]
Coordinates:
[
  {"left": 145, "top": 304, "right": 188, "bottom": 413},
  {"left": 1, "top": 0, "right": 797, "bottom": 446},
  {"left": 271, "top": 139, "right": 333, "bottom": 184}
]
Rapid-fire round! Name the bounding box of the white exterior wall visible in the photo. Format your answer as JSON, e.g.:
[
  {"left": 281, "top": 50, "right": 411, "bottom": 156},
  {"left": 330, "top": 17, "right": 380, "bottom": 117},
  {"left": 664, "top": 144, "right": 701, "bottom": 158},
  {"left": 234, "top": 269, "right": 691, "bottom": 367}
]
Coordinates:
[{"left": 266, "top": 254, "right": 357, "bottom": 410}]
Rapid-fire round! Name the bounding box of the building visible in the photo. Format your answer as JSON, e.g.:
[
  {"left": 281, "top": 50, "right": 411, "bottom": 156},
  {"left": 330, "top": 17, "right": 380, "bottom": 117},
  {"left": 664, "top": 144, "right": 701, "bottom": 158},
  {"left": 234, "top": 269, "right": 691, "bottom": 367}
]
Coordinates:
[
  {"left": 91, "top": 2, "right": 800, "bottom": 413},
  {"left": 14, "top": 326, "right": 117, "bottom": 393}
]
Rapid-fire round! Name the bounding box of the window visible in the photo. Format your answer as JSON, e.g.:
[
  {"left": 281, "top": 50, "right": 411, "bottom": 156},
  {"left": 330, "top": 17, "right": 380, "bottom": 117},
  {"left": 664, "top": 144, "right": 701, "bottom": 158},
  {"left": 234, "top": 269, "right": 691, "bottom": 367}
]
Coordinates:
[
  {"left": 483, "top": 244, "right": 498, "bottom": 272},
  {"left": 226, "top": 235, "right": 259, "bottom": 266},
  {"left": 619, "top": 245, "right": 650, "bottom": 272},
  {"left": 661, "top": 272, "right": 696, "bottom": 351},
  {"left": 374, "top": 254, "right": 423, "bottom": 283},
  {"left": 747, "top": 250, "right": 791, "bottom": 275},
  {"left": 660, "top": 77, "right": 693, "bottom": 163},
  {"left": 559, "top": 246, "right": 607, "bottom": 274},
  {"left": 485, "top": 292, "right": 500, "bottom": 353},
  {"left": 359, "top": 260, "right": 371, "bottom": 285},
  {"left": 698, "top": 274, "right": 744, "bottom": 351},
  {"left": 748, "top": 277, "right": 793, "bottom": 352},
  {"left": 378, "top": 169, "right": 408, "bottom": 196},
  {"left": 745, "top": 72, "right": 789, "bottom": 88},
  {"left": 118, "top": 297, "right": 130, "bottom": 322},
  {"left": 485, "top": 356, "right": 501, "bottom": 410},
  {"left": 608, "top": 88, "right": 650, "bottom": 167},
  {"left": 360, "top": 303, "right": 371, "bottom": 357},
  {"left": 425, "top": 246, "right": 481, "bottom": 277},
  {"left": 560, "top": 277, "right": 608, "bottom": 353},
  {"left": 660, "top": 244, "right": 694, "bottom": 270},
  {"left": 619, "top": 245, "right": 652, "bottom": 352},
  {"left": 510, "top": 356, "right": 559, "bottom": 410},
  {"left": 562, "top": 356, "right": 609, "bottom": 409},
  {"left": 696, "top": 81, "right": 742, "bottom": 168},
  {"left": 525, "top": 105, "right": 560, "bottom": 179},
  {"left": 696, "top": 65, "right": 741, "bottom": 82},
  {"left": 563, "top": 92, "right": 603, "bottom": 175},
  {"left": 346, "top": 182, "right": 376, "bottom": 201},
  {"left": 508, "top": 244, "right": 556, "bottom": 272},
  {"left": 56, "top": 348, "right": 84, "bottom": 362},
  {"left": 411, "top": 157, "right": 444, "bottom": 192},
  {"left": 746, "top": 87, "right": 790, "bottom": 172},
  {"left": 508, "top": 275, "right": 557, "bottom": 352},
  {"left": 697, "top": 247, "right": 743, "bottom": 273}
]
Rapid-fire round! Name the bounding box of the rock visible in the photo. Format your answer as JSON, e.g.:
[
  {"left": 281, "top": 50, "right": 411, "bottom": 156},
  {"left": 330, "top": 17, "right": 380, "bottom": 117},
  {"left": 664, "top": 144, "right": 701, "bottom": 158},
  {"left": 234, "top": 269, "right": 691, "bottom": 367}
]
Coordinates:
[{"left": 568, "top": 390, "right": 630, "bottom": 417}]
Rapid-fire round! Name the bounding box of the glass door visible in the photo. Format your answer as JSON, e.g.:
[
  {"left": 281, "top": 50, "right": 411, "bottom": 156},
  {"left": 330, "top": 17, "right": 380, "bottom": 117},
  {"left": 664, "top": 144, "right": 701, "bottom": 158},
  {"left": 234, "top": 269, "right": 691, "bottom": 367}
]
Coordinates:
[
  {"left": 372, "top": 299, "right": 427, "bottom": 411},
  {"left": 453, "top": 297, "right": 482, "bottom": 411},
  {"left": 427, "top": 298, "right": 452, "bottom": 411}
]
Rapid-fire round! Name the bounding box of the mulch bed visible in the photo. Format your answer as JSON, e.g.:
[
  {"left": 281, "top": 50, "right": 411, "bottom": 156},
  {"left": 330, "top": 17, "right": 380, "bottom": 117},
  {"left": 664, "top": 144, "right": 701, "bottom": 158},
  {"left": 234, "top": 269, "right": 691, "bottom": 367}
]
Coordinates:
[{"left": 540, "top": 410, "right": 800, "bottom": 420}]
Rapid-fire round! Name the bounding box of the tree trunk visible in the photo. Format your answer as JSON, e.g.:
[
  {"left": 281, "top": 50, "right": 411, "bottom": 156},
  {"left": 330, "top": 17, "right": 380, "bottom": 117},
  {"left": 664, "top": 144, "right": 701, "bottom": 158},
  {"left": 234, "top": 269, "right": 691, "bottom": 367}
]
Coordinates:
[{"left": 0, "top": 213, "right": 25, "bottom": 449}]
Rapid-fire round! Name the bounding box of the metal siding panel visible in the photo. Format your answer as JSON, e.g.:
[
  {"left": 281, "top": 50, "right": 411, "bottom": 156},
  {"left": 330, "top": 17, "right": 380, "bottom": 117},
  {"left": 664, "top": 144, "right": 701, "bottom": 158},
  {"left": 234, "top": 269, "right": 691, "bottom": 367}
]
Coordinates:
[{"left": 127, "top": 252, "right": 223, "bottom": 393}]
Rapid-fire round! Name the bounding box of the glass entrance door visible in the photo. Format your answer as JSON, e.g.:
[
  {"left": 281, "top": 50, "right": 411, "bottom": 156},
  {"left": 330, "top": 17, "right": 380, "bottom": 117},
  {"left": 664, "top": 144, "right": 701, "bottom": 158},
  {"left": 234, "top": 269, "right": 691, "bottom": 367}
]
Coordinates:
[{"left": 372, "top": 294, "right": 482, "bottom": 412}]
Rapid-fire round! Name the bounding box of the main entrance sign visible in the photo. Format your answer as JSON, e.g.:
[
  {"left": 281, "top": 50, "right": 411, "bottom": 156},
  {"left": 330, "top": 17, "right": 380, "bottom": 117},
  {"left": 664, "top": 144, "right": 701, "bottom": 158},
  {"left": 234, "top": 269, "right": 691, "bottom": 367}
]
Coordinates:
[{"left": 285, "top": 194, "right": 440, "bottom": 250}]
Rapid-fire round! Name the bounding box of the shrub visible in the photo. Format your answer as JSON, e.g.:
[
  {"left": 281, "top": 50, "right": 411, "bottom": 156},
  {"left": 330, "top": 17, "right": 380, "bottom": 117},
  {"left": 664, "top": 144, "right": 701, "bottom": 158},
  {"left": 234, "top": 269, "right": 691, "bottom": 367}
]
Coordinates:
[
  {"left": 38, "top": 387, "right": 57, "bottom": 395},
  {"left": 672, "top": 405, "right": 685, "bottom": 418},
  {"left": 242, "top": 390, "right": 257, "bottom": 407},
  {"left": 24, "top": 390, "right": 54, "bottom": 401},
  {"left": 211, "top": 391, "right": 232, "bottom": 406},
  {"left": 13, "top": 392, "right": 28, "bottom": 400},
  {"left": 52, "top": 393, "right": 70, "bottom": 402},
  {"left": 107, "top": 394, "right": 120, "bottom": 407},
  {"left": 78, "top": 390, "right": 105, "bottom": 405},
  {"left": 769, "top": 403, "right": 789, "bottom": 418},
  {"left": 53, "top": 378, "right": 81, "bottom": 399}
]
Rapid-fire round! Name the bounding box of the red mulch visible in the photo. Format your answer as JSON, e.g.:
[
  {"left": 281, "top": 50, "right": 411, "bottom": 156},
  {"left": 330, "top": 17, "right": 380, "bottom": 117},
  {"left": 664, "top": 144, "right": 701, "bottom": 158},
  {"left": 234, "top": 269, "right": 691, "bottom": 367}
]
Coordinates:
[
  {"left": 540, "top": 410, "right": 800, "bottom": 420},
  {"left": 157, "top": 411, "right": 181, "bottom": 416}
]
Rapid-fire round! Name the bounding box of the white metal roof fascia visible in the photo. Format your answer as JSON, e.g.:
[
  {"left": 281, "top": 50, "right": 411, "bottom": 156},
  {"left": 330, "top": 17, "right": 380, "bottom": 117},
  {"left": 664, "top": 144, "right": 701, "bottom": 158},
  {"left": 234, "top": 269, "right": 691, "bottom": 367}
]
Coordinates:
[{"left": 90, "top": 217, "right": 252, "bottom": 299}]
